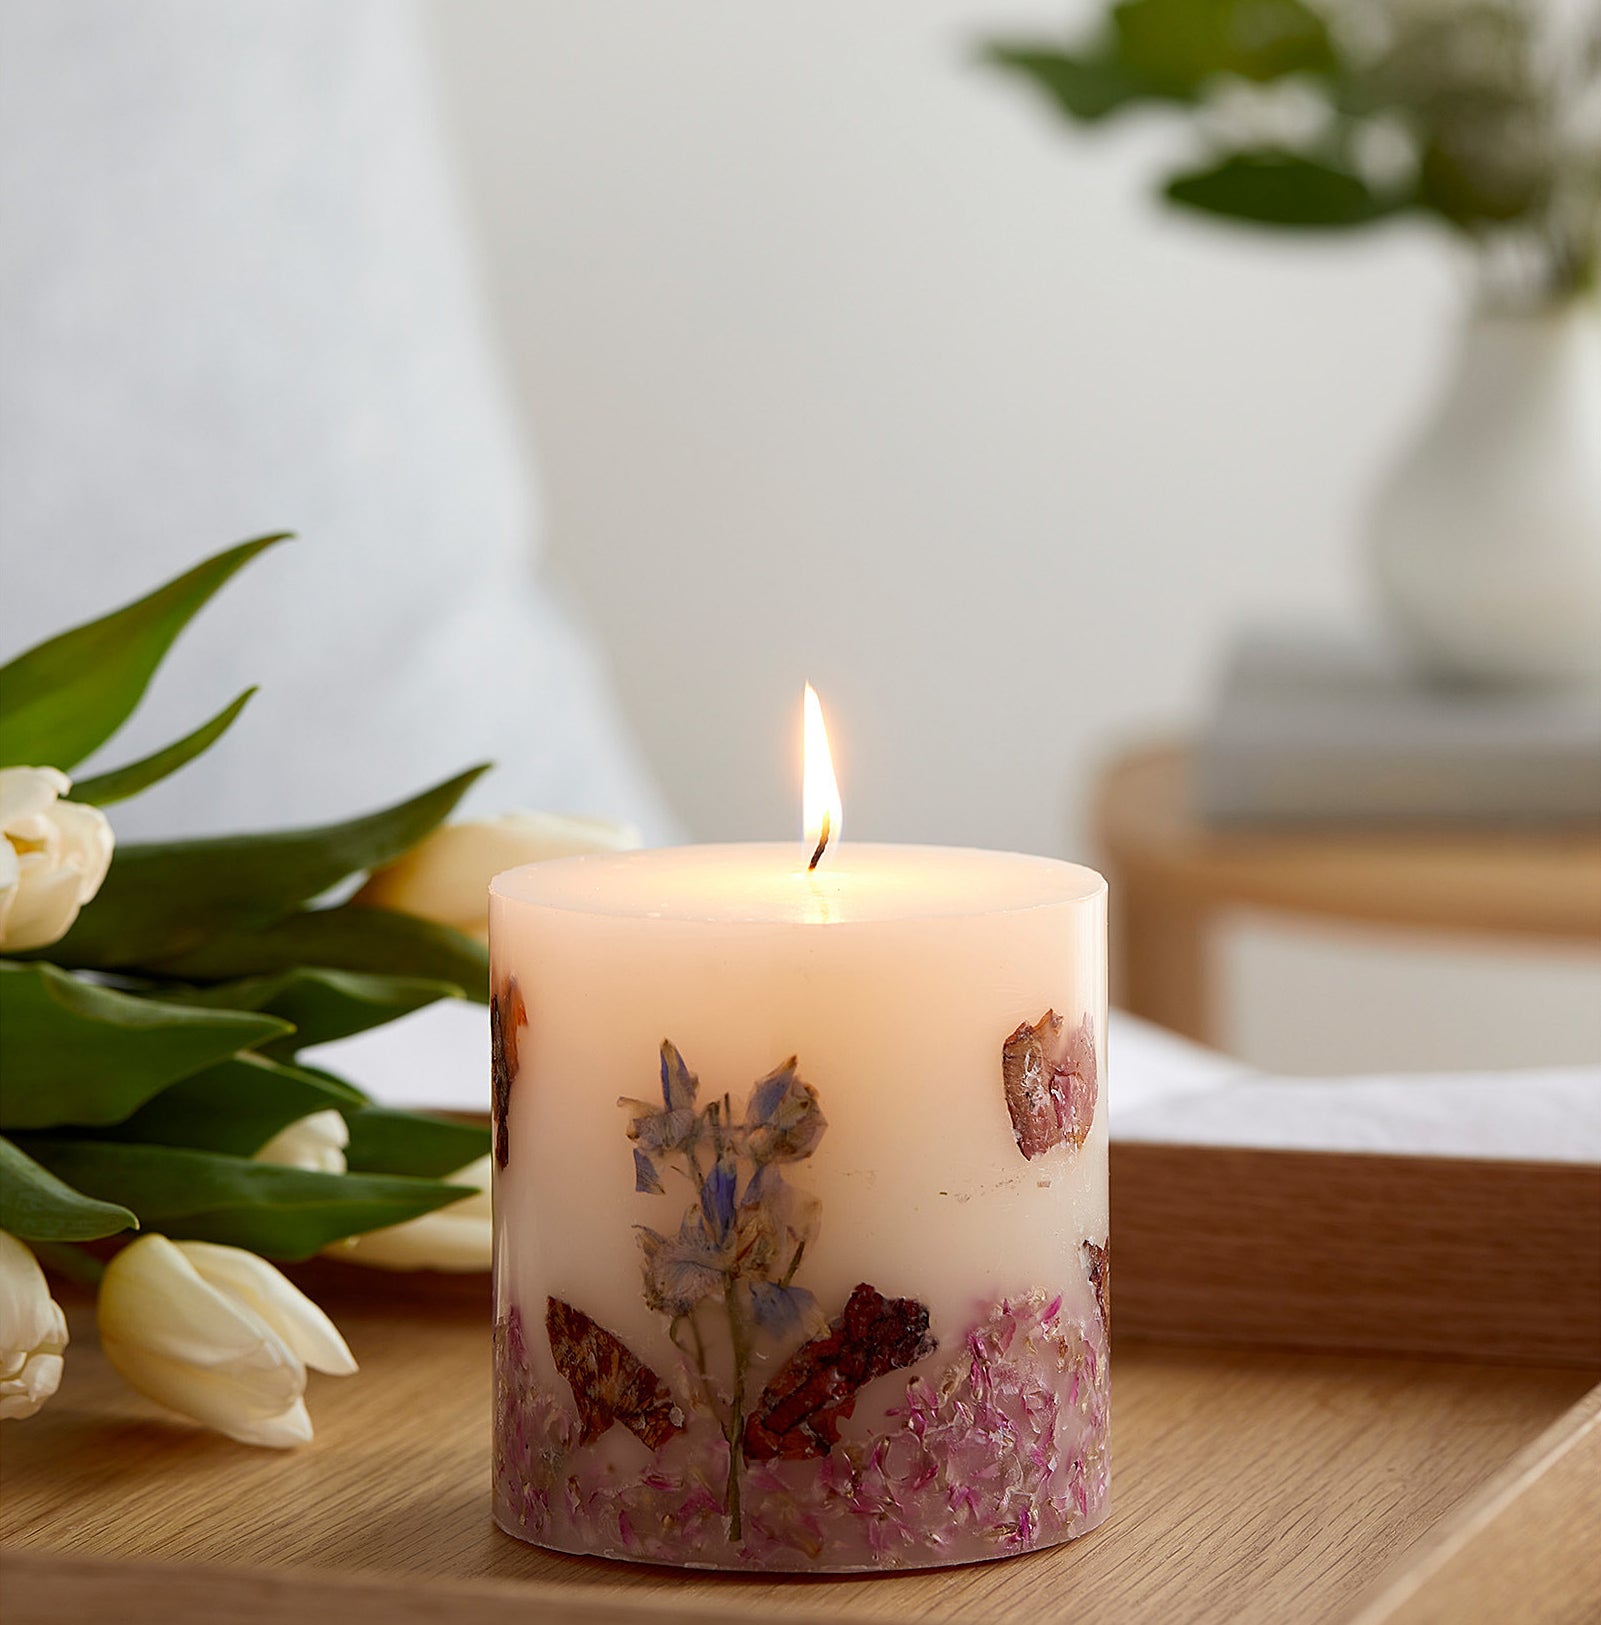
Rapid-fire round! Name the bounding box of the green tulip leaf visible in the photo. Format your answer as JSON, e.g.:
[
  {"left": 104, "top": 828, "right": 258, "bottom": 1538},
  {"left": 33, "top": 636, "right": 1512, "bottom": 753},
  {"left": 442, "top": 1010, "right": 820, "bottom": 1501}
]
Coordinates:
[
  {"left": 41, "top": 765, "right": 489, "bottom": 972},
  {"left": 0, "top": 962, "right": 294, "bottom": 1130},
  {"left": 17, "top": 1138, "right": 472, "bottom": 1260},
  {"left": 1164, "top": 151, "right": 1402, "bottom": 227},
  {"left": 0, "top": 536, "right": 288, "bottom": 771},
  {"left": 343, "top": 1105, "right": 490, "bottom": 1179},
  {"left": 147, "top": 905, "right": 490, "bottom": 1000},
  {"left": 168, "top": 966, "right": 465, "bottom": 1058},
  {"left": 110, "top": 1053, "right": 366, "bottom": 1158},
  {"left": 71, "top": 687, "right": 258, "bottom": 806},
  {"left": 0, "top": 1135, "right": 138, "bottom": 1241}
]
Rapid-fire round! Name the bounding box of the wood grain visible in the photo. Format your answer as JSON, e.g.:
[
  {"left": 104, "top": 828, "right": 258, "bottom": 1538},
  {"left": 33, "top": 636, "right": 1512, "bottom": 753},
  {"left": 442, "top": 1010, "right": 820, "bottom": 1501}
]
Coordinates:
[
  {"left": 1353, "top": 1384, "right": 1601, "bottom": 1625},
  {"left": 1112, "top": 1145, "right": 1601, "bottom": 1367},
  {"left": 1095, "top": 743, "right": 1601, "bottom": 1040},
  {"left": 3, "top": 1263, "right": 1593, "bottom": 1625}
]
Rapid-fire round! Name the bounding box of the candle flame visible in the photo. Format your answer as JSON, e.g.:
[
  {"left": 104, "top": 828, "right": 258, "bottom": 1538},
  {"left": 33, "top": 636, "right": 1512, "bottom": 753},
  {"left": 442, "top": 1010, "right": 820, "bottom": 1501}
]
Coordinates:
[{"left": 803, "top": 682, "right": 841, "bottom": 870}]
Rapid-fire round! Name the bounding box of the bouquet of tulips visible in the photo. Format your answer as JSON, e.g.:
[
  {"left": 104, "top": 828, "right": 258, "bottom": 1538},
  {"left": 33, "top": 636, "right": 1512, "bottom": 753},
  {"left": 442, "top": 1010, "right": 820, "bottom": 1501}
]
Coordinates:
[{"left": 0, "top": 537, "right": 633, "bottom": 1445}]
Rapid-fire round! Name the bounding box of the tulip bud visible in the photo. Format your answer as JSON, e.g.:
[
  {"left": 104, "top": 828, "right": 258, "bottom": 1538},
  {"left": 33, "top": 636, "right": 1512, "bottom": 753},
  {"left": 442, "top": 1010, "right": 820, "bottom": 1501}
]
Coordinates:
[
  {"left": 253, "top": 1109, "right": 349, "bottom": 1174},
  {"left": 334, "top": 1154, "right": 491, "bottom": 1272},
  {"left": 353, "top": 812, "right": 640, "bottom": 940},
  {"left": 0, "top": 766, "right": 114, "bottom": 952},
  {"left": 0, "top": 1231, "right": 69, "bottom": 1421},
  {"left": 98, "top": 1235, "right": 355, "bottom": 1447}
]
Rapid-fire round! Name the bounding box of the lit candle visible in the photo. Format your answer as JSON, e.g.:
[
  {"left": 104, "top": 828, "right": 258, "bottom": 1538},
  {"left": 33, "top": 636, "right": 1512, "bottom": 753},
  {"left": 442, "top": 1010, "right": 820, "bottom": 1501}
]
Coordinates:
[{"left": 490, "top": 690, "right": 1109, "bottom": 1571}]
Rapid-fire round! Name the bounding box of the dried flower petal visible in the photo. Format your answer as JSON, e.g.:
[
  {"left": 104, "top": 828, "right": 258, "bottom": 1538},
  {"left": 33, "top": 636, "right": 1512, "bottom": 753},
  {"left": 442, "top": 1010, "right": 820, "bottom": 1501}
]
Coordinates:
[
  {"left": 700, "top": 1155, "right": 737, "bottom": 1242},
  {"left": 743, "top": 1283, "right": 937, "bottom": 1462},
  {"left": 497, "top": 1286, "right": 1110, "bottom": 1570},
  {"left": 1081, "top": 1239, "right": 1109, "bottom": 1335},
  {"left": 744, "top": 1059, "right": 827, "bottom": 1164},
  {"left": 636, "top": 1213, "right": 725, "bottom": 1317},
  {"left": 545, "top": 1297, "right": 685, "bottom": 1450},
  {"left": 490, "top": 974, "right": 527, "bottom": 1169},
  {"left": 660, "top": 1040, "right": 699, "bottom": 1113},
  {"left": 632, "top": 1148, "right": 665, "bottom": 1195},
  {"left": 1001, "top": 1010, "right": 1097, "bottom": 1160},
  {"left": 746, "top": 1281, "right": 822, "bottom": 1339}
]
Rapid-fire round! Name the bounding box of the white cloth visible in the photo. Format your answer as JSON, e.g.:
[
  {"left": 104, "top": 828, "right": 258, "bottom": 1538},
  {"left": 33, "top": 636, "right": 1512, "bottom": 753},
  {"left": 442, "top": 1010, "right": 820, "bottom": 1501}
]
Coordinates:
[
  {"left": 0, "top": 0, "right": 676, "bottom": 842},
  {"left": 310, "top": 1003, "right": 1601, "bottom": 1163}
]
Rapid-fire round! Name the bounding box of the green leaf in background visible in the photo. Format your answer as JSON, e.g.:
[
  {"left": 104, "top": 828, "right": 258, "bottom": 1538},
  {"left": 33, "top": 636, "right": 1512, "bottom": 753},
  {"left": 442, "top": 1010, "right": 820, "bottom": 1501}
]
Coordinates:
[
  {"left": 343, "top": 1105, "right": 490, "bottom": 1179},
  {"left": 108, "top": 1053, "right": 366, "bottom": 1158},
  {"left": 171, "top": 967, "right": 465, "bottom": 1058},
  {"left": 16, "top": 1138, "right": 471, "bottom": 1260},
  {"left": 1164, "top": 150, "right": 1402, "bottom": 226},
  {"left": 148, "top": 905, "right": 490, "bottom": 1000},
  {"left": 42, "top": 765, "right": 488, "bottom": 971},
  {"left": 980, "top": 45, "right": 1164, "bottom": 122},
  {"left": 1111, "top": 0, "right": 1337, "bottom": 92},
  {"left": 0, "top": 1135, "right": 137, "bottom": 1241},
  {"left": 71, "top": 687, "right": 257, "bottom": 806},
  {"left": 0, "top": 962, "right": 293, "bottom": 1131},
  {"left": 0, "top": 535, "right": 288, "bottom": 771}
]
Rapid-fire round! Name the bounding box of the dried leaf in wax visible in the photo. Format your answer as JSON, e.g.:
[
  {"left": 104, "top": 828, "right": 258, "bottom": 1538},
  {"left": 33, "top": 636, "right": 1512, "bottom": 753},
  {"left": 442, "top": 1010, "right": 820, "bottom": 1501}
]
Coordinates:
[
  {"left": 546, "top": 1296, "right": 685, "bottom": 1450},
  {"left": 742, "top": 1281, "right": 936, "bottom": 1461}
]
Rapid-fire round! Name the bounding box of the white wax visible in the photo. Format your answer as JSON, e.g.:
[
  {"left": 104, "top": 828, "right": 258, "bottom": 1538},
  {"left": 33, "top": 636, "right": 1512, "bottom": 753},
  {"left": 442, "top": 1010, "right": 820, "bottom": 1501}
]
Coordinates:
[{"left": 490, "top": 842, "right": 1108, "bottom": 1568}]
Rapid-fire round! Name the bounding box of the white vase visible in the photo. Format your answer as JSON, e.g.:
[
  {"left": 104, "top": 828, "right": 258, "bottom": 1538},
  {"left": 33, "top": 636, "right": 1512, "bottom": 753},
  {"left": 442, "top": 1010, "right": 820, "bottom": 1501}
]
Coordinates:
[{"left": 1369, "top": 299, "right": 1601, "bottom": 687}]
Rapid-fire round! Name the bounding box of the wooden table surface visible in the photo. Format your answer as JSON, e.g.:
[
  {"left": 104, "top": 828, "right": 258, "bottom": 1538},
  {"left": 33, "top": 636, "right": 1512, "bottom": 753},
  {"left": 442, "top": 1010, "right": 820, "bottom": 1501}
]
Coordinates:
[
  {"left": 1094, "top": 744, "right": 1601, "bottom": 1044},
  {"left": 4, "top": 1264, "right": 1596, "bottom": 1625}
]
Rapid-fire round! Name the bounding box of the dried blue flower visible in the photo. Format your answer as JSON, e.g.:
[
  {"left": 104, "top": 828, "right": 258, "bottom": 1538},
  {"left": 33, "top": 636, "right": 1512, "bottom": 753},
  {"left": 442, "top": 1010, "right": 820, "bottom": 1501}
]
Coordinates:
[
  {"left": 619, "top": 1098, "right": 703, "bottom": 1155},
  {"left": 618, "top": 1040, "right": 713, "bottom": 1159},
  {"left": 700, "top": 1156, "right": 737, "bottom": 1242},
  {"left": 633, "top": 1147, "right": 665, "bottom": 1196},
  {"left": 744, "top": 1059, "right": 827, "bottom": 1164},
  {"left": 660, "top": 1039, "right": 699, "bottom": 1112},
  {"left": 747, "top": 1281, "right": 821, "bottom": 1339},
  {"left": 735, "top": 1163, "right": 820, "bottom": 1280},
  {"left": 637, "top": 1212, "right": 725, "bottom": 1317}
]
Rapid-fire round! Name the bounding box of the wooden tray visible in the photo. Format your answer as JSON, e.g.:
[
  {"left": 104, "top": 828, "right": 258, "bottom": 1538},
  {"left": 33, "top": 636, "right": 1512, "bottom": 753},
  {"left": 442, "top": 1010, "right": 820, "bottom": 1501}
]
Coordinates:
[{"left": 6, "top": 1144, "right": 1599, "bottom": 1625}]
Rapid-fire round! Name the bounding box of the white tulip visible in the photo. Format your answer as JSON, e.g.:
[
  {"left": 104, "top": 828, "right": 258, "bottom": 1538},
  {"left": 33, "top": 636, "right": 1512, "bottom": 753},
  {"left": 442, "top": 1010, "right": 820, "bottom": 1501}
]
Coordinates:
[
  {"left": 0, "top": 766, "right": 114, "bottom": 952},
  {"left": 253, "top": 1109, "right": 349, "bottom": 1174},
  {"left": 0, "top": 1231, "right": 69, "bottom": 1421},
  {"left": 98, "top": 1235, "right": 356, "bottom": 1448},
  {"left": 334, "top": 1154, "right": 491, "bottom": 1272},
  {"left": 353, "top": 812, "right": 640, "bottom": 940}
]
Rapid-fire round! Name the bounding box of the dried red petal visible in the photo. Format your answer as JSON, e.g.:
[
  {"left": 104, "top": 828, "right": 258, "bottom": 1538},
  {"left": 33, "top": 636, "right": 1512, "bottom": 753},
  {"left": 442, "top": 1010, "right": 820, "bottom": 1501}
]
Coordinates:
[
  {"left": 1001, "top": 1010, "right": 1097, "bottom": 1160},
  {"left": 491, "top": 974, "right": 527, "bottom": 1169},
  {"left": 546, "top": 1297, "right": 685, "bottom": 1451},
  {"left": 743, "top": 1282, "right": 936, "bottom": 1462},
  {"left": 1081, "top": 1239, "right": 1109, "bottom": 1335}
]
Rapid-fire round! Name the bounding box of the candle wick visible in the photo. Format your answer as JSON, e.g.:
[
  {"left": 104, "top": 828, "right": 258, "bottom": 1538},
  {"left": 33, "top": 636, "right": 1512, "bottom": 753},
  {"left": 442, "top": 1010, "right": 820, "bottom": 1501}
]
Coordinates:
[{"left": 808, "top": 811, "right": 831, "bottom": 872}]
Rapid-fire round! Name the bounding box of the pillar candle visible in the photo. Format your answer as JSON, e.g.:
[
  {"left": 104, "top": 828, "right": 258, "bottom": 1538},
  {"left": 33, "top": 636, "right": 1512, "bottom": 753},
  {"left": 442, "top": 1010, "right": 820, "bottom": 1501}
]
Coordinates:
[{"left": 489, "top": 841, "right": 1109, "bottom": 1571}]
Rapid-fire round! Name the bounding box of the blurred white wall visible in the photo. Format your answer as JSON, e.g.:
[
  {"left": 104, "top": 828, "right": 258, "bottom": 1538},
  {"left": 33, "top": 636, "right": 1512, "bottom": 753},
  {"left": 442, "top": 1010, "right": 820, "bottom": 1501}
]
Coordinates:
[{"left": 424, "top": 1, "right": 1600, "bottom": 1072}]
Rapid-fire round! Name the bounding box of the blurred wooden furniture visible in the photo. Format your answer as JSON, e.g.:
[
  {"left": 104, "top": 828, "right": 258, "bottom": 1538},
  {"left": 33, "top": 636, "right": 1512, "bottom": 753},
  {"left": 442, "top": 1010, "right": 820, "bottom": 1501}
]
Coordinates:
[{"left": 1095, "top": 743, "right": 1601, "bottom": 1047}]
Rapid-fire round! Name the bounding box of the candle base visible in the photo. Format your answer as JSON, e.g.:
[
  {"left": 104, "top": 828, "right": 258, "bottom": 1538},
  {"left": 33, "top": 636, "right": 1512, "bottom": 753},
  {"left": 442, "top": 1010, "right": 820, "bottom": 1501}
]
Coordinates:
[{"left": 493, "top": 1284, "right": 1110, "bottom": 1573}]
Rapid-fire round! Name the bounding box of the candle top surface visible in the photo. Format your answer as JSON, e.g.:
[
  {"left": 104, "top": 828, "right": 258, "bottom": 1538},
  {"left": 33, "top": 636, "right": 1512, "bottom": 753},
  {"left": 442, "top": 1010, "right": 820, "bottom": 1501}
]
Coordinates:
[{"left": 490, "top": 842, "right": 1104, "bottom": 925}]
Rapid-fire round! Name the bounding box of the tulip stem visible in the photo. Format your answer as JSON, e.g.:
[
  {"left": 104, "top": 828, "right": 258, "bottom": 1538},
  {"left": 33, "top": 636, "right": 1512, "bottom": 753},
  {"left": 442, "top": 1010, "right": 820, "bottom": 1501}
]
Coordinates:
[{"left": 33, "top": 1241, "right": 106, "bottom": 1289}]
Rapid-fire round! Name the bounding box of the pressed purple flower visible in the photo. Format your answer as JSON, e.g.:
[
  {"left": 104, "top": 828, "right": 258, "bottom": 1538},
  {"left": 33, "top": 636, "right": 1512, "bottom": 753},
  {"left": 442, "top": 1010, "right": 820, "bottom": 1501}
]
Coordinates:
[
  {"left": 699, "top": 1155, "right": 738, "bottom": 1241},
  {"left": 744, "top": 1060, "right": 827, "bottom": 1164},
  {"left": 632, "top": 1147, "right": 666, "bottom": 1195},
  {"left": 636, "top": 1213, "right": 725, "bottom": 1317}
]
